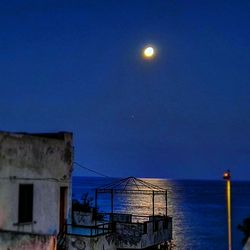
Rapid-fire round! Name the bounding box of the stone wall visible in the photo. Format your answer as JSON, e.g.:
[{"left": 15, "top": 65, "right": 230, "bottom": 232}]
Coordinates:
[{"left": 0, "top": 230, "right": 57, "bottom": 250}]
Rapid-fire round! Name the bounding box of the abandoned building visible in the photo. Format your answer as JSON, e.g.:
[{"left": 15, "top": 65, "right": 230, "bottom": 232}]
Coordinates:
[
  {"left": 0, "top": 131, "right": 172, "bottom": 250},
  {"left": 64, "top": 177, "right": 173, "bottom": 250},
  {"left": 0, "top": 131, "right": 73, "bottom": 250}
]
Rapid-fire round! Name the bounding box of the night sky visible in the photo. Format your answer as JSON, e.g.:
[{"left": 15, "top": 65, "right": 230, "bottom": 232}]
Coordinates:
[{"left": 1, "top": 0, "right": 250, "bottom": 179}]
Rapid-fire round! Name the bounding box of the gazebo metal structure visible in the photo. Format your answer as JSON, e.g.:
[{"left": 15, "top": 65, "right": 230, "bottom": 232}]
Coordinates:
[{"left": 95, "top": 176, "right": 168, "bottom": 221}]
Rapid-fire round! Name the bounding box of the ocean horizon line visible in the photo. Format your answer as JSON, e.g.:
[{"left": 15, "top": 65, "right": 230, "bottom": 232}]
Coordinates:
[{"left": 72, "top": 175, "right": 250, "bottom": 182}]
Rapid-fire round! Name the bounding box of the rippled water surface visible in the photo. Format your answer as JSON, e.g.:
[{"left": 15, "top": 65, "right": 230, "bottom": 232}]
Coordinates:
[{"left": 73, "top": 177, "right": 250, "bottom": 250}]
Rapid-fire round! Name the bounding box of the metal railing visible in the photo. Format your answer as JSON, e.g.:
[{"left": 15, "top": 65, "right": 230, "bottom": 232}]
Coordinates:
[
  {"left": 66, "top": 222, "right": 113, "bottom": 237},
  {"left": 98, "top": 212, "right": 153, "bottom": 223}
]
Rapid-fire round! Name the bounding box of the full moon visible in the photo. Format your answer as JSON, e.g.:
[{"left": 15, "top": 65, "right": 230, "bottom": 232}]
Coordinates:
[{"left": 143, "top": 46, "right": 155, "bottom": 59}]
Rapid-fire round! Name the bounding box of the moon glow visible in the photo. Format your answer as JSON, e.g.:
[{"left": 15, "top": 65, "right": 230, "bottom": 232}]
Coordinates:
[{"left": 143, "top": 46, "right": 155, "bottom": 59}]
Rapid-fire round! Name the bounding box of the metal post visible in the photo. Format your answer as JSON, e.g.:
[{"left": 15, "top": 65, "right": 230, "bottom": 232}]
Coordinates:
[
  {"left": 152, "top": 191, "right": 155, "bottom": 231},
  {"left": 95, "top": 189, "right": 98, "bottom": 211},
  {"left": 165, "top": 190, "right": 168, "bottom": 217},
  {"left": 223, "top": 170, "right": 232, "bottom": 250},
  {"left": 95, "top": 190, "right": 98, "bottom": 226},
  {"left": 111, "top": 189, "right": 114, "bottom": 222},
  {"left": 152, "top": 191, "right": 155, "bottom": 217}
]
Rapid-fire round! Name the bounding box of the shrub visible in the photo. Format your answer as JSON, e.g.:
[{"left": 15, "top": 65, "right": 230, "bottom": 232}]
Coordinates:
[
  {"left": 72, "top": 192, "right": 93, "bottom": 212},
  {"left": 72, "top": 193, "right": 104, "bottom": 221},
  {"left": 238, "top": 217, "right": 250, "bottom": 246}
]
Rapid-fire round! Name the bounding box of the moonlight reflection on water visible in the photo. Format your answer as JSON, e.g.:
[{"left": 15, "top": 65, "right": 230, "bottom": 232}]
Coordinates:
[{"left": 73, "top": 177, "right": 250, "bottom": 249}]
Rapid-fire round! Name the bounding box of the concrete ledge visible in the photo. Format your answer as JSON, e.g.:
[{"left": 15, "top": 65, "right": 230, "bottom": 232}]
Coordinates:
[{"left": 0, "top": 230, "right": 56, "bottom": 250}]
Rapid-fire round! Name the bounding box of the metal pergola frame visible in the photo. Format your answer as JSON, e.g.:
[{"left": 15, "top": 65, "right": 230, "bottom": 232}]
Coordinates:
[{"left": 95, "top": 176, "right": 168, "bottom": 221}]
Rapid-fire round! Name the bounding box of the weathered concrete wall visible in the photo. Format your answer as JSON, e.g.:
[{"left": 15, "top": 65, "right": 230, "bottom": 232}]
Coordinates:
[
  {"left": 0, "top": 180, "right": 61, "bottom": 235},
  {"left": 0, "top": 230, "right": 56, "bottom": 250},
  {"left": 141, "top": 220, "right": 171, "bottom": 248},
  {"left": 0, "top": 131, "right": 73, "bottom": 235},
  {"left": 116, "top": 219, "right": 172, "bottom": 249},
  {"left": 0, "top": 132, "right": 72, "bottom": 179},
  {"left": 115, "top": 223, "right": 143, "bottom": 248},
  {"left": 73, "top": 212, "right": 94, "bottom": 226},
  {"left": 66, "top": 234, "right": 116, "bottom": 250},
  {"left": 244, "top": 238, "right": 250, "bottom": 250}
]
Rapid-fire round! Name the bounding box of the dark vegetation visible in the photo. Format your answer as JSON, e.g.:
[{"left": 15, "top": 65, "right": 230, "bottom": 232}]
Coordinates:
[
  {"left": 72, "top": 192, "right": 103, "bottom": 221},
  {"left": 72, "top": 193, "right": 93, "bottom": 212},
  {"left": 238, "top": 217, "right": 250, "bottom": 246}
]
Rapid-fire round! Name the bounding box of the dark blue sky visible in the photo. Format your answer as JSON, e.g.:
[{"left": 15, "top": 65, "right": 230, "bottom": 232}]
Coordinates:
[{"left": 1, "top": 0, "right": 250, "bottom": 179}]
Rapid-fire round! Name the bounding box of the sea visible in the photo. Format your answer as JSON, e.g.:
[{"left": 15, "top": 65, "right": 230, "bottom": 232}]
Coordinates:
[{"left": 72, "top": 176, "right": 250, "bottom": 250}]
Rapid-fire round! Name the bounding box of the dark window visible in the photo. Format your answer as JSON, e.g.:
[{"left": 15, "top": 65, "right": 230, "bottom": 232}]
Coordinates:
[
  {"left": 18, "top": 184, "right": 33, "bottom": 223},
  {"left": 154, "top": 220, "right": 159, "bottom": 232},
  {"left": 143, "top": 222, "right": 147, "bottom": 234},
  {"left": 163, "top": 219, "right": 167, "bottom": 229}
]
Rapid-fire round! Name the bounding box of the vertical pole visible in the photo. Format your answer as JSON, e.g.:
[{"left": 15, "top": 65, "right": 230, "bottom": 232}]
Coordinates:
[
  {"left": 95, "top": 190, "right": 98, "bottom": 226},
  {"left": 95, "top": 189, "right": 98, "bottom": 211},
  {"left": 223, "top": 170, "right": 232, "bottom": 250},
  {"left": 227, "top": 179, "right": 232, "bottom": 250},
  {"left": 165, "top": 190, "right": 168, "bottom": 217},
  {"left": 152, "top": 191, "right": 155, "bottom": 217},
  {"left": 111, "top": 189, "right": 114, "bottom": 221},
  {"left": 152, "top": 191, "right": 155, "bottom": 231}
]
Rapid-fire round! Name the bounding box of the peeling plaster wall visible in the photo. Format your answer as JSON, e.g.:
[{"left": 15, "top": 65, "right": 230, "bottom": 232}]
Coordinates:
[
  {"left": 244, "top": 238, "right": 250, "bottom": 250},
  {"left": 115, "top": 223, "right": 143, "bottom": 248},
  {"left": 66, "top": 234, "right": 116, "bottom": 250},
  {"left": 72, "top": 212, "right": 94, "bottom": 226},
  {"left": 116, "top": 220, "right": 172, "bottom": 249},
  {"left": 0, "top": 230, "right": 56, "bottom": 250},
  {"left": 0, "top": 132, "right": 73, "bottom": 235},
  {"left": 141, "top": 221, "right": 171, "bottom": 249},
  {"left": 0, "top": 132, "right": 72, "bottom": 178},
  {"left": 0, "top": 180, "right": 60, "bottom": 234}
]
